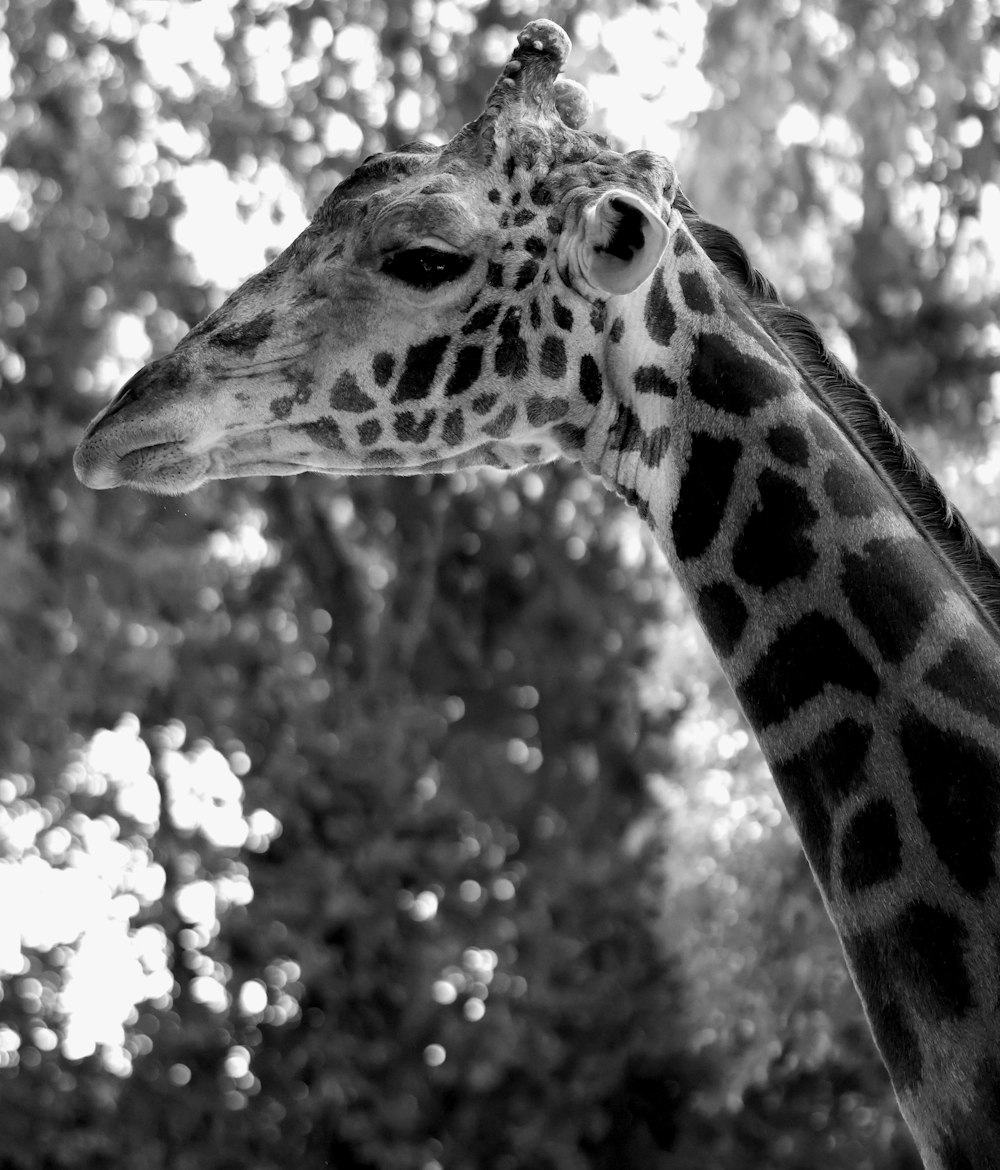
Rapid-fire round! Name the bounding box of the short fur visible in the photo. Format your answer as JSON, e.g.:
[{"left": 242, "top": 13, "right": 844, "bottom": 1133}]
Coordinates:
[{"left": 675, "top": 190, "right": 1000, "bottom": 642}]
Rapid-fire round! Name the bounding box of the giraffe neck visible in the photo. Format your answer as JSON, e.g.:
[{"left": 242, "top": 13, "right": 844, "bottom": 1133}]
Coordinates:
[{"left": 587, "top": 213, "right": 1000, "bottom": 1170}]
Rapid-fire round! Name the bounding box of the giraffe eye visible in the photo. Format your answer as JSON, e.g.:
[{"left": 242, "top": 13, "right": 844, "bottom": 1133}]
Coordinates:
[{"left": 382, "top": 247, "right": 474, "bottom": 289}]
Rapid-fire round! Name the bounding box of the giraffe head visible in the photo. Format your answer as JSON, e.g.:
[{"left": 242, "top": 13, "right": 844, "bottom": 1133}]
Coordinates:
[{"left": 74, "top": 20, "right": 676, "bottom": 494}]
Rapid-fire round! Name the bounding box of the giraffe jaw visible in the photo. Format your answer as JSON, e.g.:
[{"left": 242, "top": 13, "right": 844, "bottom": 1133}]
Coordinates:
[
  {"left": 75, "top": 441, "right": 362, "bottom": 494},
  {"left": 74, "top": 400, "right": 363, "bottom": 493},
  {"left": 73, "top": 414, "right": 553, "bottom": 494},
  {"left": 74, "top": 432, "right": 344, "bottom": 494}
]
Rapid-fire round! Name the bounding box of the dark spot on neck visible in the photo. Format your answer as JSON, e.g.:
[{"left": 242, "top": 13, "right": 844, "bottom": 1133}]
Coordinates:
[
  {"left": 766, "top": 424, "right": 810, "bottom": 466},
  {"left": 696, "top": 581, "right": 748, "bottom": 657},
  {"left": 687, "top": 332, "right": 793, "bottom": 415},
  {"left": 732, "top": 468, "right": 819, "bottom": 592},
  {"left": 901, "top": 709, "right": 1000, "bottom": 897},
  {"left": 672, "top": 432, "right": 741, "bottom": 561},
  {"left": 737, "top": 613, "right": 879, "bottom": 729},
  {"left": 823, "top": 463, "right": 876, "bottom": 517},
  {"left": 840, "top": 798, "right": 902, "bottom": 893},
  {"left": 644, "top": 267, "right": 676, "bottom": 348},
  {"left": 679, "top": 270, "right": 714, "bottom": 314}
]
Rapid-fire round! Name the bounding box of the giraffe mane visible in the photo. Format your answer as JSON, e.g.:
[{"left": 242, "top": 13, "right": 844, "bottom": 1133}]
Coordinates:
[{"left": 674, "top": 190, "right": 1000, "bottom": 639}]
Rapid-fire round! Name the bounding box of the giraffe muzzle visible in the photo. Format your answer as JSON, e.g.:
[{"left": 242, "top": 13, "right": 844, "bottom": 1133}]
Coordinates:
[{"left": 73, "top": 356, "right": 215, "bottom": 493}]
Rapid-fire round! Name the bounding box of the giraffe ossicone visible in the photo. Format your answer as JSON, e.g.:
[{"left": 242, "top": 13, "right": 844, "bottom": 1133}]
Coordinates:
[{"left": 75, "top": 20, "right": 1000, "bottom": 1170}]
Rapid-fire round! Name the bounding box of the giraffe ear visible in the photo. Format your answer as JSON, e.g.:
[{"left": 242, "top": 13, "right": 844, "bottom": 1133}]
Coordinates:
[{"left": 576, "top": 189, "right": 669, "bottom": 296}]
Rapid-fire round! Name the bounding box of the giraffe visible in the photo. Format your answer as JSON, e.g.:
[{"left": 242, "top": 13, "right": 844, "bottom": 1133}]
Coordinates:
[{"left": 74, "top": 20, "right": 1000, "bottom": 1168}]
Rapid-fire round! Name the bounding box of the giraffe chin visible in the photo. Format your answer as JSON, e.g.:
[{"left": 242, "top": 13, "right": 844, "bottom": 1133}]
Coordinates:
[
  {"left": 73, "top": 437, "right": 216, "bottom": 495},
  {"left": 116, "top": 445, "right": 216, "bottom": 495},
  {"left": 82, "top": 445, "right": 439, "bottom": 492},
  {"left": 120, "top": 440, "right": 560, "bottom": 491}
]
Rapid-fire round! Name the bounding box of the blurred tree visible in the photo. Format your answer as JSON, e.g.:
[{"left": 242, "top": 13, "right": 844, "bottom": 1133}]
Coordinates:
[
  {"left": 692, "top": 0, "right": 1000, "bottom": 421},
  {"left": 1, "top": 5, "right": 700, "bottom": 1166}
]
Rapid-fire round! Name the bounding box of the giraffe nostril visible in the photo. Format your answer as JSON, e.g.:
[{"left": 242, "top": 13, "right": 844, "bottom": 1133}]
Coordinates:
[
  {"left": 83, "top": 349, "right": 190, "bottom": 438},
  {"left": 98, "top": 367, "right": 147, "bottom": 422},
  {"left": 80, "top": 366, "right": 149, "bottom": 441}
]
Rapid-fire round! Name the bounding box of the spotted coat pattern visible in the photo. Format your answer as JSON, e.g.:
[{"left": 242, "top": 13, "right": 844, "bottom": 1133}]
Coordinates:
[
  {"left": 74, "top": 20, "right": 1000, "bottom": 1170},
  {"left": 604, "top": 222, "right": 1000, "bottom": 1170}
]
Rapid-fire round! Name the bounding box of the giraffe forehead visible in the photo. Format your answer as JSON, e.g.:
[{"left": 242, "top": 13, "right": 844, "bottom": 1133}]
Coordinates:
[
  {"left": 318, "top": 148, "right": 436, "bottom": 204},
  {"left": 311, "top": 161, "right": 487, "bottom": 250},
  {"left": 312, "top": 127, "right": 672, "bottom": 258}
]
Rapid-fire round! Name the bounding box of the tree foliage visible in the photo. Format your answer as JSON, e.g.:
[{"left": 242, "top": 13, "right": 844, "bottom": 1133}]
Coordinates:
[{"left": 1, "top": 0, "right": 998, "bottom": 1165}]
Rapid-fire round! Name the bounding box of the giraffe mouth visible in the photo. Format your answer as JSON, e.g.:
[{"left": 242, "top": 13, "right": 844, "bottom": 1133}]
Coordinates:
[
  {"left": 75, "top": 422, "right": 388, "bottom": 494},
  {"left": 74, "top": 436, "right": 217, "bottom": 495}
]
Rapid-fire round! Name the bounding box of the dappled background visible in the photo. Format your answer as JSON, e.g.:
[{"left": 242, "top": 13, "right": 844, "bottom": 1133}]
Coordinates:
[{"left": 2, "top": 0, "right": 999, "bottom": 1166}]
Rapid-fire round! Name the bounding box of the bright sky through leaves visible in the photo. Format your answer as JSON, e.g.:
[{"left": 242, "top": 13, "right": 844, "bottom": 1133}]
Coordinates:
[{"left": 2, "top": 715, "right": 280, "bottom": 1064}]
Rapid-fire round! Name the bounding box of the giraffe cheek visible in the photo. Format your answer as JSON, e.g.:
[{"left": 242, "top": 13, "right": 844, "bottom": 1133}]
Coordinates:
[
  {"left": 393, "top": 409, "right": 437, "bottom": 444},
  {"left": 525, "top": 396, "right": 571, "bottom": 426},
  {"left": 357, "top": 418, "right": 383, "bottom": 447},
  {"left": 444, "top": 346, "right": 484, "bottom": 397},
  {"left": 442, "top": 409, "right": 464, "bottom": 446}
]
